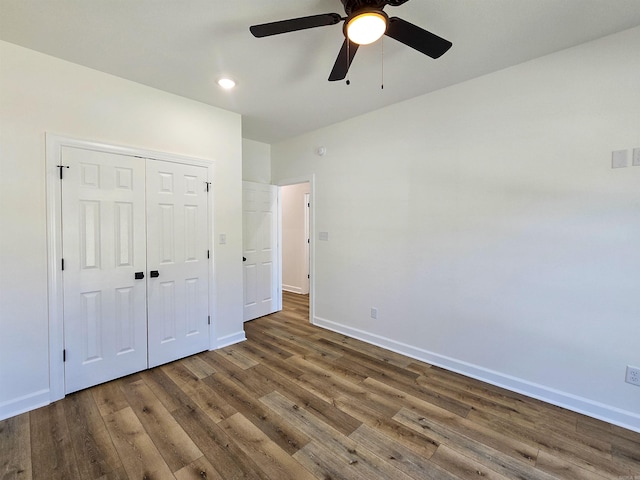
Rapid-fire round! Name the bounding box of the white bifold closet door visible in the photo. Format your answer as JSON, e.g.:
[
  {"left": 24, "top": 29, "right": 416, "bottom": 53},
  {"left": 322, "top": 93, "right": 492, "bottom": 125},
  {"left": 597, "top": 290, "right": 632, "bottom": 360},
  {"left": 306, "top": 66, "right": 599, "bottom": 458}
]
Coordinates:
[
  {"left": 62, "top": 147, "right": 148, "bottom": 393},
  {"left": 146, "top": 160, "right": 209, "bottom": 368},
  {"left": 61, "top": 147, "right": 209, "bottom": 393}
]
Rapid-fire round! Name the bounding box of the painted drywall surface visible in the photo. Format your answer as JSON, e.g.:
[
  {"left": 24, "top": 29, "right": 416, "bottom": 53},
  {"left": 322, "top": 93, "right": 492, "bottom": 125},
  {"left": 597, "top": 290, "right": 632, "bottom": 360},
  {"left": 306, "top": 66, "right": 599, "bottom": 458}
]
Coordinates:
[
  {"left": 242, "top": 138, "right": 271, "bottom": 183},
  {"left": 272, "top": 27, "right": 640, "bottom": 427},
  {"left": 281, "top": 183, "right": 310, "bottom": 294},
  {"left": 0, "top": 41, "right": 244, "bottom": 416}
]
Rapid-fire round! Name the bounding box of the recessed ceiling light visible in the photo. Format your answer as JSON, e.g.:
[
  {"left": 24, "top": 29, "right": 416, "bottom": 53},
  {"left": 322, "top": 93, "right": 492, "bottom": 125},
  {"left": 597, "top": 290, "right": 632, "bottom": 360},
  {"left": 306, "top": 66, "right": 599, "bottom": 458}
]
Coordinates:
[{"left": 217, "top": 78, "right": 236, "bottom": 90}]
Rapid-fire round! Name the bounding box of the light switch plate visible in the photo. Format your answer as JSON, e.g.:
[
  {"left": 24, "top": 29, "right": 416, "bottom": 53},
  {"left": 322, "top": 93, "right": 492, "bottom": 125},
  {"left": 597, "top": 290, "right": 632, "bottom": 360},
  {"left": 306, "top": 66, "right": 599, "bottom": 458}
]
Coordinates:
[
  {"left": 612, "top": 150, "right": 628, "bottom": 169},
  {"left": 319, "top": 232, "right": 329, "bottom": 241},
  {"left": 633, "top": 148, "right": 640, "bottom": 167},
  {"left": 219, "top": 233, "right": 226, "bottom": 245}
]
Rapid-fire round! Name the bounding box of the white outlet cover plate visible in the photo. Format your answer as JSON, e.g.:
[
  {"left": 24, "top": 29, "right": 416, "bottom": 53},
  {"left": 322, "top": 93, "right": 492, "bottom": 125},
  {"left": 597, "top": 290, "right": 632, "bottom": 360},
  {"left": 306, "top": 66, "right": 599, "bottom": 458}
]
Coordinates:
[
  {"left": 625, "top": 366, "right": 640, "bottom": 386},
  {"left": 633, "top": 148, "right": 640, "bottom": 166},
  {"left": 612, "top": 150, "right": 628, "bottom": 168}
]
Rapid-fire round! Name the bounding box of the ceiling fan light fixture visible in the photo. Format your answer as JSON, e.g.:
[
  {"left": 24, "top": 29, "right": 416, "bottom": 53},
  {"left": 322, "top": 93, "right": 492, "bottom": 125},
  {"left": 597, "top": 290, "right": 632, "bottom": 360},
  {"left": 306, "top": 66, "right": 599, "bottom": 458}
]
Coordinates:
[{"left": 346, "top": 11, "right": 388, "bottom": 45}]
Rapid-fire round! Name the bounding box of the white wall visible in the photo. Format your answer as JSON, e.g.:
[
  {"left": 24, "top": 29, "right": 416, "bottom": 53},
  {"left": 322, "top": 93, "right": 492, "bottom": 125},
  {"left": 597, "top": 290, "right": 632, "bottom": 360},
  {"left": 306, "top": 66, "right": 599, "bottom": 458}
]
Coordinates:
[
  {"left": 242, "top": 138, "right": 271, "bottom": 183},
  {"left": 272, "top": 27, "right": 640, "bottom": 431},
  {"left": 0, "top": 41, "right": 245, "bottom": 419},
  {"left": 281, "top": 183, "right": 310, "bottom": 294}
]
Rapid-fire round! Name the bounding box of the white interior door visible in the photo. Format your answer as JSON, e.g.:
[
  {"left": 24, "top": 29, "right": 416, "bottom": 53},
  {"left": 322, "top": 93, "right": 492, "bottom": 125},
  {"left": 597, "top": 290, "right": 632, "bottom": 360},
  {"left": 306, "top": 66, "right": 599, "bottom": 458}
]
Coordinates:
[
  {"left": 243, "top": 181, "right": 279, "bottom": 321},
  {"left": 146, "top": 160, "right": 210, "bottom": 368},
  {"left": 62, "top": 147, "right": 148, "bottom": 393}
]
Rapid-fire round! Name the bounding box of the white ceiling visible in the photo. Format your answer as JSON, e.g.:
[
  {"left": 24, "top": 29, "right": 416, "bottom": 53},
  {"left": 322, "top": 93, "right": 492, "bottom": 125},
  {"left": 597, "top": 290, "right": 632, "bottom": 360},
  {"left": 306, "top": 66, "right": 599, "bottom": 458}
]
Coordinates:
[{"left": 2, "top": 0, "right": 640, "bottom": 144}]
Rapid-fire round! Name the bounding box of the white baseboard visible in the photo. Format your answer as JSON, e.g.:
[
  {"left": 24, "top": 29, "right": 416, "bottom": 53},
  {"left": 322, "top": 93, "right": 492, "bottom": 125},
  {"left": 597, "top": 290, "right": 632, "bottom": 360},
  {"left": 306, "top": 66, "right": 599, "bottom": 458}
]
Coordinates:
[
  {"left": 214, "top": 330, "right": 246, "bottom": 349},
  {"left": 0, "top": 389, "right": 50, "bottom": 421},
  {"left": 1, "top": 330, "right": 248, "bottom": 421},
  {"left": 313, "top": 315, "right": 640, "bottom": 434},
  {"left": 283, "top": 284, "right": 303, "bottom": 294}
]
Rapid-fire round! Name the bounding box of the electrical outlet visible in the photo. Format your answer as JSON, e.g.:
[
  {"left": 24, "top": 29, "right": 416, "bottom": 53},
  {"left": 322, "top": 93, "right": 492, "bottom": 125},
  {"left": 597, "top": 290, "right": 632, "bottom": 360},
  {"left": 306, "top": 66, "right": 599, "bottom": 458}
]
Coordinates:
[
  {"left": 625, "top": 366, "right": 640, "bottom": 386},
  {"left": 633, "top": 148, "right": 640, "bottom": 167},
  {"left": 370, "top": 307, "right": 378, "bottom": 320}
]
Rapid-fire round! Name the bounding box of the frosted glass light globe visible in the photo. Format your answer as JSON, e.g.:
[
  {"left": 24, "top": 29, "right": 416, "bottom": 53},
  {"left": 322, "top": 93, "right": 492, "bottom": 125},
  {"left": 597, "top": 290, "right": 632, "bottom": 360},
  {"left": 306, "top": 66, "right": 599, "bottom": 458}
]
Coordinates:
[{"left": 346, "top": 12, "right": 387, "bottom": 45}]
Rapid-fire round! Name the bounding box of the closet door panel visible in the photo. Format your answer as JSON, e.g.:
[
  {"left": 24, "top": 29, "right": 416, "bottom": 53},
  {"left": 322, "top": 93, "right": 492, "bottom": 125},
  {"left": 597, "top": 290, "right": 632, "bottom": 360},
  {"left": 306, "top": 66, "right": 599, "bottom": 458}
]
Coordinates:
[
  {"left": 62, "top": 147, "right": 147, "bottom": 393},
  {"left": 146, "top": 160, "right": 210, "bottom": 368}
]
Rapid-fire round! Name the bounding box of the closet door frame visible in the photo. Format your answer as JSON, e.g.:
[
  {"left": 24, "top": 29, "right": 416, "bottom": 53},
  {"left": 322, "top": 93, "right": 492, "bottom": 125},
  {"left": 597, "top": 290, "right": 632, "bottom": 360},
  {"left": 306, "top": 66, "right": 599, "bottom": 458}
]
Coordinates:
[{"left": 46, "top": 133, "right": 215, "bottom": 402}]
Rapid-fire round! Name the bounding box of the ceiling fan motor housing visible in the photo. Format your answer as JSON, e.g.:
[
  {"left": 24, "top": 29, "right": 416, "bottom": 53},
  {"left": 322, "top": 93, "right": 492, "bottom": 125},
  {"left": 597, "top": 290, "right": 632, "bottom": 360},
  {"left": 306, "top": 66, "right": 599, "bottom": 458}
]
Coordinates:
[{"left": 340, "top": 0, "right": 409, "bottom": 16}]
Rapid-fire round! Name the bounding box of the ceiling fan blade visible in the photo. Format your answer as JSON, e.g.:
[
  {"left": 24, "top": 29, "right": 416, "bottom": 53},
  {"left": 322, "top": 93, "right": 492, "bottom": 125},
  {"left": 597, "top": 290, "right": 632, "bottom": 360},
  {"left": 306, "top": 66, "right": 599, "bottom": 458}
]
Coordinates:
[
  {"left": 250, "top": 13, "right": 342, "bottom": 38},
  {"left": 328, "top": 39, "right": 359, "bottom": 81},
  {"left": 385, "top": 17, "right": 452, "bottom": 59}
]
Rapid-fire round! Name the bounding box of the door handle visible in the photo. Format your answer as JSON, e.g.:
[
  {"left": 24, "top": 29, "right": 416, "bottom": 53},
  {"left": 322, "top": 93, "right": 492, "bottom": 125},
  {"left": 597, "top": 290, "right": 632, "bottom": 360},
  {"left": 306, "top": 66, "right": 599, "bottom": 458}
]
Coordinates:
[
  {"left": 243, "top": 257, "right": 246, "bottom": 262},
  {"left": 135, "top": 272, "right": 144, "bottom": 280},
  {"left": 150, "top": 270, "right": 160, "bottom": 278}
]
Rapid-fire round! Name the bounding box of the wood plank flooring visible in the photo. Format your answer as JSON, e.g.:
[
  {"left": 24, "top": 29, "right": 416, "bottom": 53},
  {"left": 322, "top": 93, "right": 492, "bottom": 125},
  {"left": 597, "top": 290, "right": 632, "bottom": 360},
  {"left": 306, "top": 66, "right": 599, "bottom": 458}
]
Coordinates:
[{"left": 2, "top": 291, "right": 640, "bottom": 479}]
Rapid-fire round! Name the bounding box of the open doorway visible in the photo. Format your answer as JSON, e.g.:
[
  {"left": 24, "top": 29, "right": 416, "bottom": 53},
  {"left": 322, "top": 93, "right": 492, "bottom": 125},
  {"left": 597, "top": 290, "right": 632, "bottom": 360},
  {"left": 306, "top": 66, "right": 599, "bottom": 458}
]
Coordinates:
[{"left": 279, "top": 178, "right": 313, "bottom": 323}]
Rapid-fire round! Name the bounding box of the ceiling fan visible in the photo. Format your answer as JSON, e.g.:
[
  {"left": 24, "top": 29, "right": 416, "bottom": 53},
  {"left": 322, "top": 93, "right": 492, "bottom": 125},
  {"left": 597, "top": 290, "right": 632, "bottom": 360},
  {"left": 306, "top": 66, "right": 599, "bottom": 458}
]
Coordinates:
[{"left": 249, "top": 0, "right": 452, "bottom": 82}]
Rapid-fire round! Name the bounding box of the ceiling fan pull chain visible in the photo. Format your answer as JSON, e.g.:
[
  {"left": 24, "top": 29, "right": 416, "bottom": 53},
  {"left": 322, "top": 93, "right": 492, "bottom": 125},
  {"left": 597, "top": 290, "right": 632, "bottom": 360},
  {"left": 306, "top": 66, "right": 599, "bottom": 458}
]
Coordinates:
[
  {"left": 346, "top": 39, "right": 351, "bottom": 85},
  {"left": 381, "top": 36, "right": 385, "bottom": 90}
]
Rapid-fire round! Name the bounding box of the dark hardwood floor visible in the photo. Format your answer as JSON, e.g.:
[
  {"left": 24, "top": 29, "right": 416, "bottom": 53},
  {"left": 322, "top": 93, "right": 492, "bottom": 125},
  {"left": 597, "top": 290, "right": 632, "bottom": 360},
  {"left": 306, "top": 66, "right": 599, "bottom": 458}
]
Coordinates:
[{"left": 2, "top": 290, "right": 639, "bottom": 479}]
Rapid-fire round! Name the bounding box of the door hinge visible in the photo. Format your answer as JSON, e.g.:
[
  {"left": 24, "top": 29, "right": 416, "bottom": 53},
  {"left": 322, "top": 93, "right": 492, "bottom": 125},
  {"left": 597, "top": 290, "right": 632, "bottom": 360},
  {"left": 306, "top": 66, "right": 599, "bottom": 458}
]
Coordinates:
[
  {"left": 307, "top": 238, "right": 310, "bottom": 244},
  {"left": 205, "top": 181, "right": 211, "bottom": 192},
  {"left": 207, "top": 250, "right": 210, "bottom": 259},
  {"left": 208, "top": 316, "right": 211, "bottom": 325},
  {"left": 63, "top": 349, "right": 66, "bottom": 362},
  {"left": 308, "top": 274, "right": 310, "bottom": 279},
  {"left": 57, "top": 165, "right": 69, "bottom": 179},
  {"left": 61, "top": 258, "right": 65, "bottom": 271},
  {"left": 308, "top": 203, "right": 310, "bottom": 207}
]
